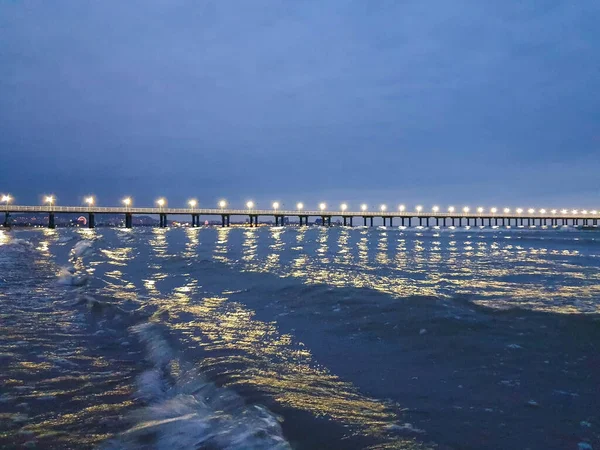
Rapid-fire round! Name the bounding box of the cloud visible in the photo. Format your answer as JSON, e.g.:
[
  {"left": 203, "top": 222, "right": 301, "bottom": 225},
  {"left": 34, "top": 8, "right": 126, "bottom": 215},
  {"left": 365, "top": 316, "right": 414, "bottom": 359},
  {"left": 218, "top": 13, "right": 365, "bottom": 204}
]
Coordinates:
[{"left": 1, "top": 0, "right": 599, "bottom": 206}]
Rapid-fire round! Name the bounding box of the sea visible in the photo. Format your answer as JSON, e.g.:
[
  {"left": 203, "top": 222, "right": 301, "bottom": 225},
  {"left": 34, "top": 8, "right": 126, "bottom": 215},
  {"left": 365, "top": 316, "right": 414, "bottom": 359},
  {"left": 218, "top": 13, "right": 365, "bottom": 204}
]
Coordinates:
[{"left": 0, "top": 225, "right": 599, "bottom": 450}]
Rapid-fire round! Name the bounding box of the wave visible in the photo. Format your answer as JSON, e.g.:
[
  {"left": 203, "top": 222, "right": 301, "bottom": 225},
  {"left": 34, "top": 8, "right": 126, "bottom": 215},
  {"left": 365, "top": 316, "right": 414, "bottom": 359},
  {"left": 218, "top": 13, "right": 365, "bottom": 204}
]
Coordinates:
[
  {"left": 98, "top": 322, "right": 291, "bottom": 450},
  {"left": 72, "top": 240, "right": 94, "bottom": 258},
  {"left": 57, "top": 266, "right": 88, "bottom": 286}
]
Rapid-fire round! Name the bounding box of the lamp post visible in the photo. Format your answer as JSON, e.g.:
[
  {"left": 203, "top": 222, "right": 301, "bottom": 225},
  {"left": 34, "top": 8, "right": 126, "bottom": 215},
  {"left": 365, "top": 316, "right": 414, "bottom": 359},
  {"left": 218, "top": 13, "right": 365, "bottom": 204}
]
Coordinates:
[
  {"left": 2, "top": 195, "right": 11, "bottom": 227},
  {"left": 85, "top": 196, "right": 94, "bottom": 211}
]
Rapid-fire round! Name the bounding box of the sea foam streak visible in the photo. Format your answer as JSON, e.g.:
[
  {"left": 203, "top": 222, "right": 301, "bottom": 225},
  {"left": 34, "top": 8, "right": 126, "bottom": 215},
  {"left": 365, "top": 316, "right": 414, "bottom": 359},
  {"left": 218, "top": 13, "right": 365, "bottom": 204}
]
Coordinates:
[{"left": 99, "top": 322, "right": 291, "bottom": 450}]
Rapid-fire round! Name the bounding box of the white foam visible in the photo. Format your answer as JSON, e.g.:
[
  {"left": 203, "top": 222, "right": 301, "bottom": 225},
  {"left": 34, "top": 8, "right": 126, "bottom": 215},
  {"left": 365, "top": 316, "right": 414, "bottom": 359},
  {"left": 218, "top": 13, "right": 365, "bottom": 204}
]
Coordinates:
[
  {"left": 72, "top": 240, "right": 93, "bottom": 257},
  {"left": 101, "top": 323, "right": 291, "bottom": 450},
  {"left": 57, "top": 267, "right": 88, "bottom": 286}
]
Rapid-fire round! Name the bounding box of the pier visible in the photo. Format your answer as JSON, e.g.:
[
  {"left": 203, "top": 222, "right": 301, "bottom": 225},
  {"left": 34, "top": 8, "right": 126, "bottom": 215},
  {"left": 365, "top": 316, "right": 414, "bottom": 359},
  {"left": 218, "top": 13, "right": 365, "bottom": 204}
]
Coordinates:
[{"left": 2, "top": 202, "right": 599, "bottom": 229}]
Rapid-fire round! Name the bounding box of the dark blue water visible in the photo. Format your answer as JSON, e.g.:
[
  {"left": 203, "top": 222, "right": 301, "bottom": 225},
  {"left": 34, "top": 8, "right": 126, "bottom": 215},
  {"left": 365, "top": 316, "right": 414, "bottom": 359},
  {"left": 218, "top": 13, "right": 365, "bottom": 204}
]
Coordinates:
[{"left": 1, "top": 226, "right": 599, "bottom": 449}]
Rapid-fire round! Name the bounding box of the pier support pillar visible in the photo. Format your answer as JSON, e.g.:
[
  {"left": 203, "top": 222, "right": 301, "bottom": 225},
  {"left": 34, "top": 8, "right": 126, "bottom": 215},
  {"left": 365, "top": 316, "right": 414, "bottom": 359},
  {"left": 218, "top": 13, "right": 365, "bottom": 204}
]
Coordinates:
[
  {"left": 349, "top": 217, "right": 353, "bottom": 227},
  {"left": 275, "top": 216, "right": 279, "bottom": 226},
  {"left": 458, "top": 218, "right": 462, "bottom": 227},
  {"left": 49, "top": 213, "right": 56, "bottom": 229},
  {"left": 408, "top": 217, "right": 412, "bottom": 227},
  {"left": 451, "top": 218, "right": 455, "bottom": 226},
  {"left": 370, "top": 217, "right": 374, "bottom": 227},
  {"left": 401, "top": 217, "right": 405, "bottom": 227},
  {"left": 419, "top": 217, "right": 423, "bottom": 227},
  {"left": 159, "top": 214, "right": 167, "bottom": 228},
  {"left": 389, "top": 217, "right": 393, "bottom": 227},
  {"left": 125, "top": 213, "right": 132, "bottom": 228},
  {"left": 520, "top": 218, "right": 524, "bottom": 226},
  {"left": 442, "top": 218, "right": 446, "bottom": 227},
  {"left": 363, "top": 217, "right": 367, "bottom": 226},
  {"left": 426, "top": 218, "right": 430, "bottom": 227},
  {"left": 321, "top": 216, "right": 325, "bottom": 226},
  {"left": 343, "top": 217, "right": 347, "bottom": 226},
  {"left": 298, "top": 216, "right": 303, "bottom": 226},
  {"left": 221, "top": 215, "right": 226, "bottom": 227},
  {"left": 88, "top": 213, "right": 95, "bottom": 229},
  {"left": 436, "top": 218, "right": 439, "bottom": 226},
  {"left": 2, "top": 212, "right": 8, "bottom": 227}
]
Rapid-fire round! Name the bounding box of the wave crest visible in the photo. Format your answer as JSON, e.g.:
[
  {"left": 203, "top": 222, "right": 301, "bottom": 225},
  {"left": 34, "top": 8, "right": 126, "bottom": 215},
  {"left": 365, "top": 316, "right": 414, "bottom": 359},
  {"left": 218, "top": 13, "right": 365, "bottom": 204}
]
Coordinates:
[{"left": 99, "top": 323, "right": 291, "bottom": 450}]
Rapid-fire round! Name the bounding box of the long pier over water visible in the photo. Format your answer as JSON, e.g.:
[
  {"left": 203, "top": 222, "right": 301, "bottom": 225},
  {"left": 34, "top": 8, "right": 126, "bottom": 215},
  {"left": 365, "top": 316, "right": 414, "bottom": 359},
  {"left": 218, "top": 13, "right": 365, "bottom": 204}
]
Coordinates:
[{"left": 3, "top": 204, "right": 600, "bottom": 229}]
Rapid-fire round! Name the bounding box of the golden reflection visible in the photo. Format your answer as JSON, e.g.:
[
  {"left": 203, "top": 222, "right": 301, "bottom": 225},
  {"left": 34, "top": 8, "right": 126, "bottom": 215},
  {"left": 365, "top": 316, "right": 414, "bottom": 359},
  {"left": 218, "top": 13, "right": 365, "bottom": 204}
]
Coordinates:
[
  {"left": 394, "top": 235, "right": 407, "bottom": 269},
  {"left": 335, "top": 228, "right": 353, "bottom": 265},
  {"left": 376, "top": 231, "right": 389, "bottom": 265},
  {"left": 184, "top": 227, "right": 200, "bottom": 259},
  {"left": 158, "top": 293, "right": 419, "bottom": 448},
  {"left": 357, "top": 230, "right": 369, "bottom": 267},
  {"left": 36, "top": 240, "right": 50, "bottom": 253},
  {"left": 316, "top": 227, "right": 329, "bottom": 264},
  {"left": 100, "top": 248, "right": 133, "bottom": 266},
  {"left": 143, "top": 279, "right": 157, "bottom": 293},
  {"left": 264, "top": 228, "right": 284, "bottom": 272},
  {"left": 149, "top": 227, "right": 168, "bottom": 257},
  {"left": 413, "top": 239, "right": 425, "bottom": 268},
  {"left": 75, "top": 228, "right": 98, "bottom": 240},
  {"left": 214, "top": 227, "right": 232, "bottom": 263},
  {"left": 429, "top": 240, "right": 442, "bottom": 264},
  {"left": 242, "top": 228, "right": 258, "bottom": 267}
]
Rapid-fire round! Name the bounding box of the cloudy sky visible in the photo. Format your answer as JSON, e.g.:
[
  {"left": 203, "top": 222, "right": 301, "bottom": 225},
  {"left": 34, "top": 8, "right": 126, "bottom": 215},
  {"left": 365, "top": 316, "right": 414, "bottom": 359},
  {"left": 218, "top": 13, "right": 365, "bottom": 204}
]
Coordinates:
[{"left": 1, "top": 1, "right": 599, "bottom": 209}]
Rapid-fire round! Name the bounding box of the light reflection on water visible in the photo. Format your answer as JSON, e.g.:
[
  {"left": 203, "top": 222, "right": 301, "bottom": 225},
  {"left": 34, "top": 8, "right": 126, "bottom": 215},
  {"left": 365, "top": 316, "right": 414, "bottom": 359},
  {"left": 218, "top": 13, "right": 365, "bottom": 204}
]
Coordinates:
[
  {"left": 213, "top": 227, "right": 600, "bottom": 313},
  {"left": 2, "top": 226, "right": 600, "bottom": 449}
]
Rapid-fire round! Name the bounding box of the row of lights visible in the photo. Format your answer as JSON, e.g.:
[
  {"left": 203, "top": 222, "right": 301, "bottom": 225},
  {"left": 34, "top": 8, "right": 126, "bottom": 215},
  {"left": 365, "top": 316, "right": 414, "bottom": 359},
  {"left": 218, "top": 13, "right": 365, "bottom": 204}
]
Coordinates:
[{"left": 1, "top": 194, "right": 598, "bottom": 215}]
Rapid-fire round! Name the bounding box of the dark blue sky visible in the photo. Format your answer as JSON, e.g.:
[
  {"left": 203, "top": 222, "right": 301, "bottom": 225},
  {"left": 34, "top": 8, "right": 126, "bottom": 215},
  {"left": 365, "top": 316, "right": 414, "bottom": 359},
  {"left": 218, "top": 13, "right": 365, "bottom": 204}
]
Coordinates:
[{"left": 1, "top": 1, "right": 599, "bottom": 210}]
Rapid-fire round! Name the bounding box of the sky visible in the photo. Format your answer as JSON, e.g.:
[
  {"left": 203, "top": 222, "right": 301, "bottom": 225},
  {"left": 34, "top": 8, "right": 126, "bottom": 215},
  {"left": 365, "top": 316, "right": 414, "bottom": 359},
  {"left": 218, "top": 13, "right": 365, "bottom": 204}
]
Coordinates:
[{"left": 1, "top": 1, "right": 599, "bottom": 210}]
